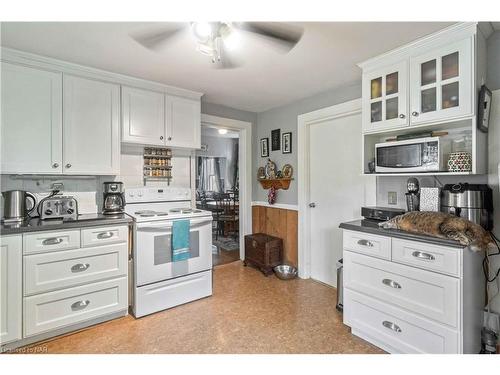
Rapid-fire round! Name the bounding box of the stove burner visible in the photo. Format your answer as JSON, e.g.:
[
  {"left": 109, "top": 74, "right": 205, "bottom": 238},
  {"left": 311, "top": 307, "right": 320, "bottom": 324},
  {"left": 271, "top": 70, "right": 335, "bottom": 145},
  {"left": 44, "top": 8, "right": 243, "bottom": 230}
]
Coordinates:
[{"left": 134, "top": 210, "right": 169, "bottom": 217}]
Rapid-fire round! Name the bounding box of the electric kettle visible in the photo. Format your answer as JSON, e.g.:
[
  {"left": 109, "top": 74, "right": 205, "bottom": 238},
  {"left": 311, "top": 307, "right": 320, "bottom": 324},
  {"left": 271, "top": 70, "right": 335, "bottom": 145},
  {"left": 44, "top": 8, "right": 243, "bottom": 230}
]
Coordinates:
[{"left": 2, "top": 190, "right": 37, "bottom": 222}]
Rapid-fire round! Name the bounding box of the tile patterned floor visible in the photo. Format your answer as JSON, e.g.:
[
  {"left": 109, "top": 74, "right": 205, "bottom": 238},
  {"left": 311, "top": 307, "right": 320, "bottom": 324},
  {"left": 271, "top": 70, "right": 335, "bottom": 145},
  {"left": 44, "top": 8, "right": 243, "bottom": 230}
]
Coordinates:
[{"left": 25, "top": 261, "right": 384, "bottom": 354}]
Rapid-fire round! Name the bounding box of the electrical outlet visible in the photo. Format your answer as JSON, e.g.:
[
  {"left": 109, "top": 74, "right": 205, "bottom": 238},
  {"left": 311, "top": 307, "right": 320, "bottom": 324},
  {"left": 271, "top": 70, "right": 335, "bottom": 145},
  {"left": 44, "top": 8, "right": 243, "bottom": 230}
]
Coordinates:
[
  {"left": 51, "top": 182, "right": 64, "bottom": 191},
  {"left": 388, "top": 191, "right": 398, "bottom": 205}
]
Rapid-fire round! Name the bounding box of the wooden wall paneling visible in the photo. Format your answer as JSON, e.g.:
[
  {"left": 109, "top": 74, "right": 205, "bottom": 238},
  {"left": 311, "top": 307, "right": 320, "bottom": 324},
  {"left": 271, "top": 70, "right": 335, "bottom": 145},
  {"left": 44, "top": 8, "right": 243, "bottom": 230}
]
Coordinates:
[{"left": 251, "top": 205, "right": 298, "bottom": 267}]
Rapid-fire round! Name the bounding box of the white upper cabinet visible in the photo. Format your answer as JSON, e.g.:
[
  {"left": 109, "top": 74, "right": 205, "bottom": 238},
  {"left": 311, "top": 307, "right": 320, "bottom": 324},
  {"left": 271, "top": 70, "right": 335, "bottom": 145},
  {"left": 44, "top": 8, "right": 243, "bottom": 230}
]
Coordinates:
[
  {"left": 0, "top": 235, "right": 22, "bottom": 345},
  {"left": 362, "top": 61, "right": 408, "bottom": 132},
  {"left": 409, "top": 37, "right": 472, "bottom": 125},
  {"left": 63, "top": 75, "right": 120, "bottom": 175},
  {"left": 121, "top": 86, "right": 165, "bottom": 146},
  {"left": 1, "top": 63, "right": 63, "bottom": 174},
  {"left": 360, "top": 23, "right": 477, "bottom": 134},
  {"left": 165, "top": 95, "right": 201, "bottom": 149}
]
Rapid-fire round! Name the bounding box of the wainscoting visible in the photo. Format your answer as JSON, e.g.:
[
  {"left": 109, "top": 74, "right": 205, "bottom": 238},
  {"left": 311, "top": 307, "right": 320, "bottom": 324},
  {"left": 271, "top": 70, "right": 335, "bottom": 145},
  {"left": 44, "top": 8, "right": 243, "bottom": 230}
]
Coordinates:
[{"left": 252, "top": 205, "right": 298, "bottom": 267}]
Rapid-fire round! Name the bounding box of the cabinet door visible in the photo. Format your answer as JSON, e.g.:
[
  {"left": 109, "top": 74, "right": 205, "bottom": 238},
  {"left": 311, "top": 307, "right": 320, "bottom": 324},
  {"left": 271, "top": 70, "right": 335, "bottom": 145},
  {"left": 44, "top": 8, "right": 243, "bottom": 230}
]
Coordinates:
[
  {"left": 165, "top": 95, "right": 201, "bottom": 149},
  {"left": 1, "top": 63, "right": 63, "bottom": 174},
  {"left": 362, "top": 61, "right": 408, "bottom": 132},
  {"left": 0, "top": 235, "right": 22, "bottom": 345},
  {"left": 63, "top": 75, "right": 120, "bottom": 175},
  {"left": 410, "top": 37, "right": 472, "bottom": 125},
  {"left": 121, "top": 86, "right": 165, "bottom": 146}
]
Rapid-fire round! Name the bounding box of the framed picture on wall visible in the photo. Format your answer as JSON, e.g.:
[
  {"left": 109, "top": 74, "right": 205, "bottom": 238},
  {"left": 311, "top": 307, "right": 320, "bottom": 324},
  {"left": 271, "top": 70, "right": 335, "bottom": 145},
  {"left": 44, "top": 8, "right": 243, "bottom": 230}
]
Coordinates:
[
  {"left": 260, "top": 138, "right": 269, "bottom": 157},
  {"left": 282, "top": 132, "right": 292, "bottom": 154},
  {"left": 271, "top": 129, "right": 280, "bottom": 151},
  {"left": 478, "top": 85, "right": 492, "bottom": 133}
]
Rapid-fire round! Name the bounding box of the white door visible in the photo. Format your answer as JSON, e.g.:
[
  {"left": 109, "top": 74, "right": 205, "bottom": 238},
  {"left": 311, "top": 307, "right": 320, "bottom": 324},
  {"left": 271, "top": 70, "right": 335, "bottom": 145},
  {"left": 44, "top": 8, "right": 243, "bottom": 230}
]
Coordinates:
[
  {"left": 165, "top": 95, "right": 201, "bottom": 149},
  {"left": 309, "top": 111, "right": 372, "bottom": 287},
  {"left": 362, "top": 60, "right": 408, "bottom": 132},
  {"left": 1, "top": 62, "right": 63, "bottom": 174},
  {"left": 410, "top": 37, "right": 472, "bottom": 125},
  {"left": 122, "top": 86, "right": 165, "bottom": 146},
  {"left": 0, "top": 235, "right": 22, "bottom": 345},
  {"left": 63, "top": 75, "right": 120, "bottom": 175}
]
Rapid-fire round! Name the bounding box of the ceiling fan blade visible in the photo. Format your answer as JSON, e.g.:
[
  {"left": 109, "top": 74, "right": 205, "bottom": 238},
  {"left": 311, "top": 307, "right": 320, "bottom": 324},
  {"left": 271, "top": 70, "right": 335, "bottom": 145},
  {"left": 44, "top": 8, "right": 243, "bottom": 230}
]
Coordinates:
[
  {"left": 233, "top": 22, "right": 303, "bottom": 52},
  {"left": 130, "top": 25, "right": 186, "bottom": 51}
]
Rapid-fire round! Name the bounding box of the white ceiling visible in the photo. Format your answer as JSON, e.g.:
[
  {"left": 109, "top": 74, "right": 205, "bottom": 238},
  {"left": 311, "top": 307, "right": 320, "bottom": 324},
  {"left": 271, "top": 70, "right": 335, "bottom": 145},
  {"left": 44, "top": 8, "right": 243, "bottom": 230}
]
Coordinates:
[{"left": 0, "top": 22, "right": 454, "bottom": 112}]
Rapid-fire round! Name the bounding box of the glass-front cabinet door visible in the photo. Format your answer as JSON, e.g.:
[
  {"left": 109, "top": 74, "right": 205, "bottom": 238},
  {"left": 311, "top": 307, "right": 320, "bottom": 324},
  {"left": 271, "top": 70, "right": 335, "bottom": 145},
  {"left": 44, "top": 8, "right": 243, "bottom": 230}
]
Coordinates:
[
  {"left": 409, "top": 37, "right": 472, "bottom": 125},
  {"left": 362, "top": 61, "right": 408, "bottom": 132}
]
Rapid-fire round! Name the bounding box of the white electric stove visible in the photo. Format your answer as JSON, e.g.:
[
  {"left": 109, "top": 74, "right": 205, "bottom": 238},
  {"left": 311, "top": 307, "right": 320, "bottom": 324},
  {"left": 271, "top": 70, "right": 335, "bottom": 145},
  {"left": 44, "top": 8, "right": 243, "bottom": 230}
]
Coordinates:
[{"left": 125, "top": 187, "right": 213, "bottom": 318}]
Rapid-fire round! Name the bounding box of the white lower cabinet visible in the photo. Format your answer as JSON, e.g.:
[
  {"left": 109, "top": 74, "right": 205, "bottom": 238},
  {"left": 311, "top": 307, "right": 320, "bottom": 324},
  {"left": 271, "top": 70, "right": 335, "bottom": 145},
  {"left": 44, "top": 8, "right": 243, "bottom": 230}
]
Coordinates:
[
  {"left": 344, "top": 289, "right": 459, "bottom": 354},
  {"left": 342, "top": 230, "right": 484, "bottom": 354},
  {"left": 24, "top": 277, "right": 127, "bottom": 337},
  {"left": 0, "top": 235, "right": 22, "bottom": 345},
  {"left": 0, "top": 225, "right": 129, "bottom": 349}
]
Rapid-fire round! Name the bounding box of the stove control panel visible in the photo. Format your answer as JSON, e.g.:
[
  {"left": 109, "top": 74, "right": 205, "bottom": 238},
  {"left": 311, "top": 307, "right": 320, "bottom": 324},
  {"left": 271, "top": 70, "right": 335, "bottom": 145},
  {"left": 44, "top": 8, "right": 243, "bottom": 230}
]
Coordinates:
[{"left": 125, "top": 187, "right": 191, "bottom": 203}]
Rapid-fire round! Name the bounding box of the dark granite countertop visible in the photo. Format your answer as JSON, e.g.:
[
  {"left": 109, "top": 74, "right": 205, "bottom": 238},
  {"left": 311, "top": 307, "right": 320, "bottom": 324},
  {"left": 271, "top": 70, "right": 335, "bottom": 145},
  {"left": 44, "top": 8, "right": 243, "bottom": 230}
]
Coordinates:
[
  {"left": 0, "top": 213, "right": 133, "bottom": 235},
  {"left": 339, "top": 219, "right": 464, "bottom": 249}
]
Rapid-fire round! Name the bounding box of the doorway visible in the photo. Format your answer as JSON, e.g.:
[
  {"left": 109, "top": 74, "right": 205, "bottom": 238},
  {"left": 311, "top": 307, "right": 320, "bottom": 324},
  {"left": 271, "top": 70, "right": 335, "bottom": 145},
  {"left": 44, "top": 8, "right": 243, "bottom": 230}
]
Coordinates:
[
  {"left": 297, "top": 99, "right": 376, "bottom": 284},
  {"left": 197, "top": 114, "right": 252, "bottom": 267}
]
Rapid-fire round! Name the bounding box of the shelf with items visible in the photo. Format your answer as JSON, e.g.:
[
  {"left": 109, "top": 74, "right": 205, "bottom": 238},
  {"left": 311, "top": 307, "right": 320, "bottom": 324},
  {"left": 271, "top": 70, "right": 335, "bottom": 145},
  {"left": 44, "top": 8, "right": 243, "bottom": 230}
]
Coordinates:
[
  {"left": 258, "top": 178, "right": 294, "bottom": 191},
  {"left": 143, "top": 146, "right": 173, "bottom": 183},
  {"left": 361, "top": 117, "right": 486, "bottom": 176}
]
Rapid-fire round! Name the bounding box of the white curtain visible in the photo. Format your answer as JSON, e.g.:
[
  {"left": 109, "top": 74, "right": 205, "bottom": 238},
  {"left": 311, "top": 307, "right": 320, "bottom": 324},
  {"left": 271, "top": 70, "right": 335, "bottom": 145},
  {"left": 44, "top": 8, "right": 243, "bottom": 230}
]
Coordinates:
[{"left": 197, "top": 156, "right": 226, "bottom": 193}]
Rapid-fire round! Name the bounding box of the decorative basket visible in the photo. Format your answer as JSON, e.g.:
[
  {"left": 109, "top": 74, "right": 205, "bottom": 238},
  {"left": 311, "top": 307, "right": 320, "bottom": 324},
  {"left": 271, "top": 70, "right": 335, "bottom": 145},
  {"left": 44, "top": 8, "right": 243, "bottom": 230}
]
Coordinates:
[{"left": 447, "top": 152, "right": 472, "bottom": 172}]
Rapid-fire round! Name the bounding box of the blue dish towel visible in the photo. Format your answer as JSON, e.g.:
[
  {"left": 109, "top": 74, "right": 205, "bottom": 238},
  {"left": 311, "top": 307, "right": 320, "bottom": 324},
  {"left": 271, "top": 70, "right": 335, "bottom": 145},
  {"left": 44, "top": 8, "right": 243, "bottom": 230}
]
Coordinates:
[{"left": 172, "top": 219, "right": 190, "bottom": 262}]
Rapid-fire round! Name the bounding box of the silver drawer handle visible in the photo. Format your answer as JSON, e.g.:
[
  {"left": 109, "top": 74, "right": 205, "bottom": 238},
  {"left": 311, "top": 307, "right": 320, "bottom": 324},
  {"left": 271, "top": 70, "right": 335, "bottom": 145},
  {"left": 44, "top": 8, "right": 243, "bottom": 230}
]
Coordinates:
[
  {"left": 382, "top": 320, "right": 402, "bottom": 333},
  {"left": 71, "top": 300, "right": 90, "bottom": 311},
  {"left": 357, "top": 239, "right": 374, "bottom": 247},
  {"left": 97, "top": 231, "right": 114, "bottom": 239},
  {"left": 412, "top": 251, "right": 435, "bottom": 261},
  {"left": 42, "top": 237, "right": 63, "bottom": 246},
  {"left": 382, "top": 278, "right": 402, "bottom": 289},
  {"left": 71, "top": 263, "right": 90, "bottom": 273}
]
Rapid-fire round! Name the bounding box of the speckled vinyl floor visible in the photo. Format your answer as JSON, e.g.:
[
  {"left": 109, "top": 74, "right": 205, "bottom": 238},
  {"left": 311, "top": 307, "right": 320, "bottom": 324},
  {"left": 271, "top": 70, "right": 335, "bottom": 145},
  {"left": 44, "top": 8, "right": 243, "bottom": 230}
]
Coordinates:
[{"left": 24, "top": 261, "right": 384, "bottom": 354}]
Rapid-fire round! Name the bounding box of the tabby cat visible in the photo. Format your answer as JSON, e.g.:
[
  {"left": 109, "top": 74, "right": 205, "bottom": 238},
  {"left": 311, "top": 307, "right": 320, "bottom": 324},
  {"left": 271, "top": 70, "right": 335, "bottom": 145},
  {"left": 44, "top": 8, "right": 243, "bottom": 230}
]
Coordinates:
[{"left": 379, "top": 211, "right": 495, "bottom": 252}]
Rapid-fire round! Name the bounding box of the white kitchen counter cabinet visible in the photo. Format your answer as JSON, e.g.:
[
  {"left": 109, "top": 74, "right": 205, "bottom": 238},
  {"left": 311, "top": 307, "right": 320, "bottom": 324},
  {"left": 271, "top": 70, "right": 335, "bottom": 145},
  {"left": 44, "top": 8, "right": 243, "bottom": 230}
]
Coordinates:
[
  {"left": 342, "top": 228, "right": 485, "bottom": 354},
  {"left": 0, "top": 235, "right": 23, "bottom": 345},
  {"left": 0, "top": 224, "right": 129, "bottom": 351}
]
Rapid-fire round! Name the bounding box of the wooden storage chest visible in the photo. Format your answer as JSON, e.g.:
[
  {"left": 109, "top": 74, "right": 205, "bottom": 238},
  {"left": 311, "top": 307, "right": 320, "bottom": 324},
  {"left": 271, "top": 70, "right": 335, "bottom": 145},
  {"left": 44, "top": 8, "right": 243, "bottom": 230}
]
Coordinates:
[{"left": 244, "top": 233, "right": 283, "bottom": 276}]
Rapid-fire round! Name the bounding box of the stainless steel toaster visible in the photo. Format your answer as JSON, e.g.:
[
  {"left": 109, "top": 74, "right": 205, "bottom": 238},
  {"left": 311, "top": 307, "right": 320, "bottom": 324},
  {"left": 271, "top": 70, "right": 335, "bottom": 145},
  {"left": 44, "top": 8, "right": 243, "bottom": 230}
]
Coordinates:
[{"left": 40, "top": 196, "right": 78, "bottom": 220}]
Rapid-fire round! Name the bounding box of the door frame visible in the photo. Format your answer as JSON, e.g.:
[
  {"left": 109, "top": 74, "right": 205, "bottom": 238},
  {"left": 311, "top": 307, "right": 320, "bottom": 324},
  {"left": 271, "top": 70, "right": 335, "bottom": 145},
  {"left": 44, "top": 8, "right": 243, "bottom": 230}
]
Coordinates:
[
  {"left": 297, "top": 98, "right": 370, "bottom": 279},
  {"left": 200, "top": 114, "right": 252, "bottom": 261}
]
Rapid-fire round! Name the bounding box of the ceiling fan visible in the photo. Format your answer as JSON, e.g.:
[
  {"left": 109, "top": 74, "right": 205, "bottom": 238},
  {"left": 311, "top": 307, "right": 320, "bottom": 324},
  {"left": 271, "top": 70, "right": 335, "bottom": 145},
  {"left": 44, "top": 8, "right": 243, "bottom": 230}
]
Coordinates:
[{"left": 130, "top": 22, "right": 304, "bottom": 69}]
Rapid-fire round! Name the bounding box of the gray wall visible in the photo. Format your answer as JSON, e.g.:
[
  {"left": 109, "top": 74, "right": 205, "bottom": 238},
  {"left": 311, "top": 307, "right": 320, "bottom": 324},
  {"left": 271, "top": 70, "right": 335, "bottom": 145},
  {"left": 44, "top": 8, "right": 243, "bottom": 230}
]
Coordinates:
[
  {"left": 201, "top": 101, "right": 257, "bottom": 125},
  {"left": 253, "top": 81, "right": 362, "bottom": 205},
  {"left": 487, "top": 31, "right": 500, "bottom": 90}
]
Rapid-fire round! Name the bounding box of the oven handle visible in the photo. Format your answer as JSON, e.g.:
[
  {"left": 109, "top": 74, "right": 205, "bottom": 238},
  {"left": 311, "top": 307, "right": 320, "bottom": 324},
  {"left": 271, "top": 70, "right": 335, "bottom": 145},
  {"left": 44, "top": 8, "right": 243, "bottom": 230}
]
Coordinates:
[{"left": 136, "top": 217, "right": 212, "bottom": 231}]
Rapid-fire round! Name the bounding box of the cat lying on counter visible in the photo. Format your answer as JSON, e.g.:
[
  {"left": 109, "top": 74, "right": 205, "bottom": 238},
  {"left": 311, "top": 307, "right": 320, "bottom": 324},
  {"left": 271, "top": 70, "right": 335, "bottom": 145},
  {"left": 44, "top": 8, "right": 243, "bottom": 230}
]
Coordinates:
[{"left": 379, "top": 211, "right": 496, "bottom": 252}]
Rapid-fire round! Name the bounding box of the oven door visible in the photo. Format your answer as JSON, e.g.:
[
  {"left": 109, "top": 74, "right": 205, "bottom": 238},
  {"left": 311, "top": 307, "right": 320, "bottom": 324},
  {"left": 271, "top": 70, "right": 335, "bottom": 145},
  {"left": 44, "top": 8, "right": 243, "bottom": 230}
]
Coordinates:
[{"left": 134, "top": 216, "right": 213, "bottom": 286}]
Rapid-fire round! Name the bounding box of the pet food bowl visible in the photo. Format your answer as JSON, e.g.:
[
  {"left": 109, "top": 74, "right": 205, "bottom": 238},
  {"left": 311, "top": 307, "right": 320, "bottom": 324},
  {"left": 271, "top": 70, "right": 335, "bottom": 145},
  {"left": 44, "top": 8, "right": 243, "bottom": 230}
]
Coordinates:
[{"left": 273, "top": 265, "right": 298, "bottom": 280}]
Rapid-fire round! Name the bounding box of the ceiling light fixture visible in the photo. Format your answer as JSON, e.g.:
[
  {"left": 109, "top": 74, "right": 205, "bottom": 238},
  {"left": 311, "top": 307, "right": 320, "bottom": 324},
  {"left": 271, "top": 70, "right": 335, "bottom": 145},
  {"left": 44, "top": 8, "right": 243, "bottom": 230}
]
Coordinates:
[{"left": 218, "top": 129, "right": 228, "bottom": 135}]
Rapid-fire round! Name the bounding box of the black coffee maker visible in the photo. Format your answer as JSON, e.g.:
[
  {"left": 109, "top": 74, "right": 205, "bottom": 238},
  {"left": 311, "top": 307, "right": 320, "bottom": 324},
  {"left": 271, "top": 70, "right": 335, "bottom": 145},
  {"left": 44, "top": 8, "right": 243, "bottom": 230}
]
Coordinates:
[{"left": 102, "top": 182, "right": 125, "bottom": 215}]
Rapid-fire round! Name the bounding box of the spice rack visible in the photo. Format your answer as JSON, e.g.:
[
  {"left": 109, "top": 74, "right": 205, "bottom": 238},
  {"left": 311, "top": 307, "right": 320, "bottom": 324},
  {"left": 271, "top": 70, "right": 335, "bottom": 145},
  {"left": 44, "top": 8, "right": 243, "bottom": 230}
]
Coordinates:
[{"left": 143, "top": 147, "right": 172, "bottom": 183}]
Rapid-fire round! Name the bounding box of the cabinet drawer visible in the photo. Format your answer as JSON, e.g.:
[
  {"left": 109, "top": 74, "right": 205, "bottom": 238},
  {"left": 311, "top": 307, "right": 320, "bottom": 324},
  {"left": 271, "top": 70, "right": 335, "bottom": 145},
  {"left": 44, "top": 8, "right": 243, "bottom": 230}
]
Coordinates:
[
  {"left": 23, "top": 230, "right": 80, "bottom": 254},
  {"left": 344, "top": 289, "right": 459, "bottom": 353},
  {"left": 24, "top": 243, "right": 128, "bottom": 295},
  {"left": 343, "top": 230, "right": 391, "bottom": 260},
  {"left": 344, "top": 251, "right": 459, "bottom": 327},
  {"left": 392, "top": 238, "right": 461, "bottom": 277},
  {"left": 81, "top": 225, "right": 128, "bottom": 248},
  {"left": 134, "top": 270, "right": 212, "bottom": 318},
  {"left": 24, "top": 277, "right": 127, "bottom": 337}
]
